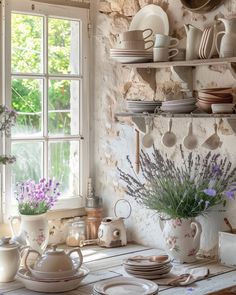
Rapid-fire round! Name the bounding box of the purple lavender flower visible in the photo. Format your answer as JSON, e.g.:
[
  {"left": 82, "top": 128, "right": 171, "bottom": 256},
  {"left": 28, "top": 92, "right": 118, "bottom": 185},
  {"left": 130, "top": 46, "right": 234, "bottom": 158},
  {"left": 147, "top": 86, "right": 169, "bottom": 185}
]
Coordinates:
[
  {"left": 203, "top": 188, "right": 217, "bottom": 197},
  {"left": 212, "top": 164, "right": 221, "bottom": 176},
  {"left": 16, "top": 178, "right": 61, "bottom": 215},
  {"left": 225, "top": 191, "right": 235, "bottom": 200}
]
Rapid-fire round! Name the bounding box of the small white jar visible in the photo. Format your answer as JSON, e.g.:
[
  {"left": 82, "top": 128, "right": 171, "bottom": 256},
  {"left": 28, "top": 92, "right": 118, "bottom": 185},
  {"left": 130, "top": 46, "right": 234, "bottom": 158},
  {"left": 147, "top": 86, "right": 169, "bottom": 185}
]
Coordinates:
[{"left": 0, "top": 237, "right": 21, "bottom": 282}]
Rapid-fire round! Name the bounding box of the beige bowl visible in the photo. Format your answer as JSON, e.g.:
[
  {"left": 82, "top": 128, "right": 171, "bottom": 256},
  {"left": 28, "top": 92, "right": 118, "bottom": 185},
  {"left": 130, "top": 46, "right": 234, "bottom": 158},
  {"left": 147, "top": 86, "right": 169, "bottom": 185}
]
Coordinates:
[
  {"left": 199, "top": 87, "right": 232, "bottom": 93},
  {"left": 211, "top": 103, "right": 236, "bottom": 114},
  {"left": 180, "top": 0, "right": 222, "bottom": 13},
  {"left": 197, "top": 100, "right": 212, "bottom": 113}
]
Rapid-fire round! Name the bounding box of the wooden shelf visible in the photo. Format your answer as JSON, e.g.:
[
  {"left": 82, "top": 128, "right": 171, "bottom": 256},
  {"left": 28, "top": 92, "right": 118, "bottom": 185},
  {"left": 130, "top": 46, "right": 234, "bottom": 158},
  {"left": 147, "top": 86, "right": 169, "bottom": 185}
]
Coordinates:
[
  {"left": 123, "top": 57, "right": 236, "bottom": 69},
  {"left": 115, "top": 112, "right": 236, "bottom": 119},
  {"left": 122, "top": 57, "right": 236, "bottom": 93},
  {"left": 115, "top": 112, "right": 236, "bottom": 134}
]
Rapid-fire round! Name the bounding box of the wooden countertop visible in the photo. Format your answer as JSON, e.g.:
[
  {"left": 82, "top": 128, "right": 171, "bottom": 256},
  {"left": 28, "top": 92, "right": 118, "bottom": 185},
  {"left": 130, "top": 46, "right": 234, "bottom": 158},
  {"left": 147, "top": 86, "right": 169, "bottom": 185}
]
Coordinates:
[{"left": 1, "top": 243, "right": 236, "bottom": 295}]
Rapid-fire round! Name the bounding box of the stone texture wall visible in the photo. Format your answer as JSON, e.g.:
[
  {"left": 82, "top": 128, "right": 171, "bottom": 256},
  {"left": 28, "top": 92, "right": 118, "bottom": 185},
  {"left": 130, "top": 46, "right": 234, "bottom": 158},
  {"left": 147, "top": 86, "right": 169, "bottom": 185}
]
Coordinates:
[{"left": 91, "top": 0, "right": 236, "bottom": 256}]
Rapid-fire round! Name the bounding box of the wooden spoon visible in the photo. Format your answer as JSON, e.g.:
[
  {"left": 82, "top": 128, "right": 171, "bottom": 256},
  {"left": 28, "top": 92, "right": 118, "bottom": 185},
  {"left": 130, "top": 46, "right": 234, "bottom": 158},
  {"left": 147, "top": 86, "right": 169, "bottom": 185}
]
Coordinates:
[{"left": 128, "top": 254, "right": 169, "bottom": 263}]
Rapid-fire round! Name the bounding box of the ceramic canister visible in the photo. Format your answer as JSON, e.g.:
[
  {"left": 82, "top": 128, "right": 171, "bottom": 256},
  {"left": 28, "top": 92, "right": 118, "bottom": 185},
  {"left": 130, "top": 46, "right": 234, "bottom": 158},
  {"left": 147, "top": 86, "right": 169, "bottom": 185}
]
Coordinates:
[{"left": 0, "top": 237, "right": 21, "bottom": 282}]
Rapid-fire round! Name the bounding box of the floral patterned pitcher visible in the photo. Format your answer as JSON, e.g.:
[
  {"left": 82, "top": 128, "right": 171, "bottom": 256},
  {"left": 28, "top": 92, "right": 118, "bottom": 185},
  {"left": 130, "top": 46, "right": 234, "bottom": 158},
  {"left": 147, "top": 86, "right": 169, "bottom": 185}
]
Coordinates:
[
  {"left": 160, "top": 218, "right": 202, "bottom": 263},
  {"left": 10, "top": 213, "right": 49, "bottom": 253}
]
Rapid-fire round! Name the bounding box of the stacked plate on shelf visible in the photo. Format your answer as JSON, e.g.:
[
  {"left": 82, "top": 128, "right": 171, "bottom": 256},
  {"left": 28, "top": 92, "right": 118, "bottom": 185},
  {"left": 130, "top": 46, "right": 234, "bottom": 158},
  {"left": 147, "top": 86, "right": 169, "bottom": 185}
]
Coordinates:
[
  {"left": 93, "top": 277, "right": 159, "bottom": 295},
  {"left": 123, "top": 256, "right": 172, "bottom": 280},
  {"left": 126, "top": 100, "right": 162, "bottom": 113},
  {"left": 110, "top": 49, "right": 153, "bottom": 64},
  {"left": 160, "top": 98, "right": 197, "bottom": 114},
  {"left": 197, "top": 88, "right": 233, "bottom": 113}
]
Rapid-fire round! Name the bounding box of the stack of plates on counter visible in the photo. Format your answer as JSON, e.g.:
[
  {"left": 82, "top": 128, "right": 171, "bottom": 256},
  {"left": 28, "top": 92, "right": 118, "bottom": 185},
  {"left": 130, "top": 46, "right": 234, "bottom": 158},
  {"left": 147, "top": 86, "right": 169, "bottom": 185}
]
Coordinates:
[
  {"left": 126, "top": 100, "right": 162, "bottom": 113},
  {"left": 160, "top": 98, "right": 197, "bottom": 114},
  {"left": 93, "top": 277, "right": 159, "bottom": 295},
  {"left": 123, "top": 255, "right": 172, "bottom": 280},
  {"left": 17, "top": 266, "right": 89, "bottom": 293},
  {"left": 110, "top": 49, "right": 153, "bottom": 64}
]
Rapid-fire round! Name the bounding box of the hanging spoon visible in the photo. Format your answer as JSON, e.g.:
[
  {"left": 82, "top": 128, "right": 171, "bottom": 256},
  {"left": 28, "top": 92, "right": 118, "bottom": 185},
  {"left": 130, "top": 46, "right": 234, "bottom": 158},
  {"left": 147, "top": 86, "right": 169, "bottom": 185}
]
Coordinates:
[
  {"left": 183, "top": 122, "right": 198, "bottom": 150},
  {"left": 142, "top": 118, "right": 154, "bottom": 148},
  {"left": 162, "top": 118, "right": 177, "bottom": 148},
  {"left": 202, "top": 122, "right": 221, "bottom": 150}
]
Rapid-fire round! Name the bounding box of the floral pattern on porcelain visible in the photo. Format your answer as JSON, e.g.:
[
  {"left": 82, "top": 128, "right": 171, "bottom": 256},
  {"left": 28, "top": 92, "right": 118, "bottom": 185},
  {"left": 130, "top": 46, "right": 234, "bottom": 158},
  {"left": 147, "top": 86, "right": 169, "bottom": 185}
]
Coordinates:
[{"left": 161, "top": 218, "right": 202, "bottom": 263}]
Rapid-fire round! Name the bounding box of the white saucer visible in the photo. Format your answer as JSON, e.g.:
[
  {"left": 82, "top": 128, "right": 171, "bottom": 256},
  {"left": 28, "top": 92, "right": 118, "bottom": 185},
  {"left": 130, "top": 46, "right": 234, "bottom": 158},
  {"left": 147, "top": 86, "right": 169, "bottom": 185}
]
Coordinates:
[
  {"left": 17, "top": 266, "right": 89, "bottom": 293},
  {"left": 94, "top": 277, "right": 158, "bottom": 295}
]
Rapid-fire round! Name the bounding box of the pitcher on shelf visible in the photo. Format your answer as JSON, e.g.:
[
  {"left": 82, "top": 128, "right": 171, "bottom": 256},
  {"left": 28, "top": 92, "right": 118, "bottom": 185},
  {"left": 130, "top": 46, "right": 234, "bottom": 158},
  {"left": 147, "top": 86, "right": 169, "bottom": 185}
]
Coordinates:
[
  {"left": 216, "top": 17, "right": 236, "bottom": 58},
  {"left": 184, "top": 24, "right": 202, "bottom": 60}
]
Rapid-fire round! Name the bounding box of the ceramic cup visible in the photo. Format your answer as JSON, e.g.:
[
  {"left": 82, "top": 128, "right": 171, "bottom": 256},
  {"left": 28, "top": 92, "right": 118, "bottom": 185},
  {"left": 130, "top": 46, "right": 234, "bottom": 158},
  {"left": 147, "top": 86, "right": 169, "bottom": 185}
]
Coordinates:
[
  {"left": 121, "top": 40, "right": 154, "bottom": 50},
  {"left": 120, "top": 29, "right": 153, "bottom": 41},
  {"left": 153, "top": 47, "right": 179, "bottom": 62},
  {"left": 154, "top": 34, "right": 179, "bottom": 48}
]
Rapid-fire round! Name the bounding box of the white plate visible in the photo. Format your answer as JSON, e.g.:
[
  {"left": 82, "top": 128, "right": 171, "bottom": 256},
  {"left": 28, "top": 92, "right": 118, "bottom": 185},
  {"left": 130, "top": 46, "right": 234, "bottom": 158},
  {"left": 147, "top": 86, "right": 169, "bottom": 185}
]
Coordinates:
[
  {"left": 111, "top": 56, "right": 152, "bottom": 63},
  {"left": 94, "top": 277, "right": 158, "bottom": 295},
  {"left": 161, "top": 105, "right": 196, "bottom": 114},
  {"left": 129, "top": 4, "right": 169, "bottom": 43},
  {"left": 162, "top": 98, "right": 196, "bottom": 106},
  {"left": 123, "top": 257, "right": 171, "bottom": 267},
  {"left": 17, "top": 266, "right": 89, "bottom": 293}
]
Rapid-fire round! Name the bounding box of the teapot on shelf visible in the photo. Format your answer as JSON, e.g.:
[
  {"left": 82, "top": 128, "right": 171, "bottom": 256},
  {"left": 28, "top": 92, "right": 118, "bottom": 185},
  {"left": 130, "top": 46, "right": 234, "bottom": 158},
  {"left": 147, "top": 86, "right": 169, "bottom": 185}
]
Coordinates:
[
  {"left": 216, "top": 17, "right": 236, "bottom": 58},
  {"left": 184, "top": 24, "right": 203, "bottom": 60}
]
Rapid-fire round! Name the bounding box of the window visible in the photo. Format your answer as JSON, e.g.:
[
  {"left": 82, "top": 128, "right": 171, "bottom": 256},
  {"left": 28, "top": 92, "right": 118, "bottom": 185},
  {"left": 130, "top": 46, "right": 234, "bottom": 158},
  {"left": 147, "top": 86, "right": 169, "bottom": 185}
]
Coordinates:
[{"left": 2, "top": 0, "right": 90, "bottom": 218}]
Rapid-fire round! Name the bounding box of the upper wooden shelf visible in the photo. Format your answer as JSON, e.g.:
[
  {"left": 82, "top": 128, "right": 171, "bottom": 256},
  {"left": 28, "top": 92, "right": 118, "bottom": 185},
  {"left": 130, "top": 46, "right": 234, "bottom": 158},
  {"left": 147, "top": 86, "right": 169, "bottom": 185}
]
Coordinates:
[{"left": 123, "top": 57, "right": 236, "bottom": 69}]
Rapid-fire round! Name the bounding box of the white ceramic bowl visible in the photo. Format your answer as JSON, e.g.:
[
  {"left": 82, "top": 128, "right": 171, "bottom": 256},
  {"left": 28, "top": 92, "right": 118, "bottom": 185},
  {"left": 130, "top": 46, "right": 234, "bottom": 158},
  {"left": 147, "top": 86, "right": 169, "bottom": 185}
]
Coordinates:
[
  {"left": 211, "top": 103, "right": 235, "bottom": 114},
  {"left": 17, "top": 266, "right": 89, "bottom": 293}
]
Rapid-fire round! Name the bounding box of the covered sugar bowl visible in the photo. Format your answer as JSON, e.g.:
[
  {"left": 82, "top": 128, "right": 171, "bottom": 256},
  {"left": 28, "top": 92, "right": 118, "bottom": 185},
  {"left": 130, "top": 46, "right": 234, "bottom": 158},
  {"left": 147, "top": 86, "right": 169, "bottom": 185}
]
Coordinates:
[{"left": 0, "top": 236, "right": 21, "bottom": 282}]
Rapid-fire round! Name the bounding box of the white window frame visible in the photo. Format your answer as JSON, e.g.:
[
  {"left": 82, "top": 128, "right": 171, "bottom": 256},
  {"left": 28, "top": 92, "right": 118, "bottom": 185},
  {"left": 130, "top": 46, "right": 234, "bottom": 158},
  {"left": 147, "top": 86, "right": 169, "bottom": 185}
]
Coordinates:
[{"left": 1, "top": 0, "right": 90, "bottom": 219}]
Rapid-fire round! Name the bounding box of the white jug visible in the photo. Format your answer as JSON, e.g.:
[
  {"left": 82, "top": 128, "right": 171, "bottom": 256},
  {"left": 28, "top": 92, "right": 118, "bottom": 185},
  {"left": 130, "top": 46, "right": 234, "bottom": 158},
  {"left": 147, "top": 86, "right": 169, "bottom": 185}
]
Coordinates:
[
  {"left": 216, "top": 18, "right": 236, "bottom": 58},
  {"left": 184, "top": 24, "right": 203, "bottom": 60}
]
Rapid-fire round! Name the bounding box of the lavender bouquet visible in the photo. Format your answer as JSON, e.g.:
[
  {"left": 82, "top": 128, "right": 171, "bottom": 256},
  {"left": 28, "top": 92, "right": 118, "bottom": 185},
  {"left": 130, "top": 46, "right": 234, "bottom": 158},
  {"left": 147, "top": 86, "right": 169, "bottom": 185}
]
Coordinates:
[
  {"left": 118, "top": 146, "right": 236, "bottom": 219},
  {"left": 16, "top": 178, "right": 61, "bottom": 215}
]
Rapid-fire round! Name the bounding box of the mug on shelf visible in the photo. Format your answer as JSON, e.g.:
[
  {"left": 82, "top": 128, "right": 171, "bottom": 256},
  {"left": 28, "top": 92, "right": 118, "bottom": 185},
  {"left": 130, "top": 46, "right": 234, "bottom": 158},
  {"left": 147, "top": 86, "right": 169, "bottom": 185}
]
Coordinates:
[
  {"left": 119, "top": 29, "right": 153, "bottom": 41},
  {"left": 121, "top": 39, "right": 154, "bottom": 50},
  {"left": 154, "top": 34, "right": 179, "bottom": 48},
  {"left": 153, "top": 47, "right": 179, "bottom": 62}
]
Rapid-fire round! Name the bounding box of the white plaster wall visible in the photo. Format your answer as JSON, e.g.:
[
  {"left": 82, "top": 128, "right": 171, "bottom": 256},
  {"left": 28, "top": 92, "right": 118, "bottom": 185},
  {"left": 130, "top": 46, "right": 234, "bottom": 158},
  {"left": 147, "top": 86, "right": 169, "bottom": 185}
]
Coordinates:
[{"left": 92, "top": 0, "right": 236, "bottom": 256}]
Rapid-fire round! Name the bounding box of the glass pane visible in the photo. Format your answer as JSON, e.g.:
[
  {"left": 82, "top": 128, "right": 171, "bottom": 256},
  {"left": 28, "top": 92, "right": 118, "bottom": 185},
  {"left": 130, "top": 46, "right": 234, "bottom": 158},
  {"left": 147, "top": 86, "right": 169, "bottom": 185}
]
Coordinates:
[
  {"left": 49, "top": 141, "right": 80, "bottom": 198},
  {"left": 11, "top": 142, "right": 43, "bottom": 186},
  {"left": 48, "top": 18, "right": 80, "bottom": 75},
  {"left": 12, "top": 78, "right": 43, "bottom": 136},
  {"left": 48, "top": 80, "right": 80, "bottom": 135},
  {"left": 11, "top": 13, "right": 43, "bottom": 74}
]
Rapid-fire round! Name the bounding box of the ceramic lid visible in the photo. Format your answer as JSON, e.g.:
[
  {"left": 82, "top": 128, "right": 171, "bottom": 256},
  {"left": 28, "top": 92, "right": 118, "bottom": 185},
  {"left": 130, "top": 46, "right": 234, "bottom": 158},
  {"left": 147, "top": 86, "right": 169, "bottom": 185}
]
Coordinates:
[{"left": 0, "top": 236, "right": 19, "bottom": 249}]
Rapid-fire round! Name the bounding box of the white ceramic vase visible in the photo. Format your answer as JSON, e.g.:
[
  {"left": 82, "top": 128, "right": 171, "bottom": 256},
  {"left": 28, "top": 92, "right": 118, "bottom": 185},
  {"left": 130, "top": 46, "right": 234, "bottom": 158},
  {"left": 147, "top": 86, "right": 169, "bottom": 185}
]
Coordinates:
[
  {"left": 161, "top": 218, "right": 202, "bottom": 263},
  {"left": 10, "top": 213, "right": 49, "bottom": 253}
]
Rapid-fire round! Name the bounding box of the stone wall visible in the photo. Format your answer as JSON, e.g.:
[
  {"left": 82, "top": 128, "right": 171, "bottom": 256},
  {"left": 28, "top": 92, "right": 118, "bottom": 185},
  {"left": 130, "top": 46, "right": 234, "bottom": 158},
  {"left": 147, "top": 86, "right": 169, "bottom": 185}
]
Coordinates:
[{"left": 92, "top": 0, "right": 236, "bottom": 256}]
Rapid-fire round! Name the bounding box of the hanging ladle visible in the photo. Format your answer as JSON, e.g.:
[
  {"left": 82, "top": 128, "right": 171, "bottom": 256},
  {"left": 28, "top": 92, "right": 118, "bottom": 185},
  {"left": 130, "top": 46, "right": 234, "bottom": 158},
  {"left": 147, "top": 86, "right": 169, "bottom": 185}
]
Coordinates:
[
  {"left": 142, "top": 117, "right": 154, "bottom": 148},
  {"left": 162, "top": 118, "right": 177, "bottom": 148},
  {"left": 202, "top": 122, "right": 222, "bottom": 150},
  {"left": 183, "top": 122, "right": 198, "bottom": 150}
]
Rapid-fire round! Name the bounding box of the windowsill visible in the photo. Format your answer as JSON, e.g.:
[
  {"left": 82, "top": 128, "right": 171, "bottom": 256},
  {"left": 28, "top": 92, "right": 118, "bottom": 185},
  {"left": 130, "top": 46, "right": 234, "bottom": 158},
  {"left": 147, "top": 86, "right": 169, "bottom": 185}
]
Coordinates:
[{"left": 0, "top": 207, "right": 86, "bottom": 236}]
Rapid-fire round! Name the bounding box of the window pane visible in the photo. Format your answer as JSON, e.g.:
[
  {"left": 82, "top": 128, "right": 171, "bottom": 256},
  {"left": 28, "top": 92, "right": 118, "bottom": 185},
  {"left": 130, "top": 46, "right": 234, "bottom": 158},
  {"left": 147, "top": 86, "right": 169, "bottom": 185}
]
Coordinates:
[
  {"left": 11, "top": 142, "right": 43, "bottom": 186},
  {"left": 12, "top": 78, "right": 43, "bottom": 136},
  {"left": 48, "top": 80, "right": 80, "bottom": 135},
  {"left": 49, "top": 141, "right": 80, "bottom": 198},
  {"left": 48, "top": 18, "right": 80, "bottom": 75},
  {"left": 11, "top": 14, "right": 43, "bottom": 74}
]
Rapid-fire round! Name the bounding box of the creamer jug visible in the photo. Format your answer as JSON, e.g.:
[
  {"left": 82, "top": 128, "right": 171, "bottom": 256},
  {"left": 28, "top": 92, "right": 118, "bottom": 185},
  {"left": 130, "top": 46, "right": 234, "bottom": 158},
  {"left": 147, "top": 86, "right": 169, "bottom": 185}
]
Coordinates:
[
  {"left": 216, "top": 18, "right": 236, "bottom": 57},
  {"left": 185, "top": 24, "right": 202, "bottom": 60}
]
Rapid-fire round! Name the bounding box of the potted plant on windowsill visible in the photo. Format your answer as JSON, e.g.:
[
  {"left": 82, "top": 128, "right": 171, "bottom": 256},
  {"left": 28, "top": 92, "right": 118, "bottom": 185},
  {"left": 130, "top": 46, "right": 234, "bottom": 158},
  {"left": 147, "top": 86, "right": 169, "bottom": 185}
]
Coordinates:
[
  {"left": 118, "top": 146, "right": 236, "bottom": 263},
  {"left": 10, "top": 178, "right": 61, "bottom": 253}
]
